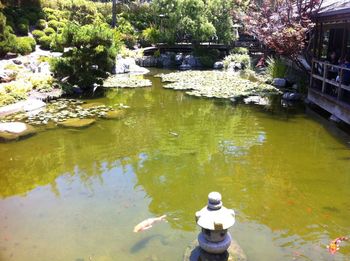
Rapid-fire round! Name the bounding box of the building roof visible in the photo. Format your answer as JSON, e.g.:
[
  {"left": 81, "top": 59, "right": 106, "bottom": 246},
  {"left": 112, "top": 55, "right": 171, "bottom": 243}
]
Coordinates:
[{"left": 316, "top": 0, "right": 350, "bottom": 20}]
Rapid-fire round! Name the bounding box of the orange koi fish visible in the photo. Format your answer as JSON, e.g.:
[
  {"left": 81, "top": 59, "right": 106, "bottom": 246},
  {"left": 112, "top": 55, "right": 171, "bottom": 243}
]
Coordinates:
[
  {"left": 133, "top": 215, "right": 167, "bottom": 232},
  {"left": 327, "top": 236, "right": 348, "bottom": 254}
]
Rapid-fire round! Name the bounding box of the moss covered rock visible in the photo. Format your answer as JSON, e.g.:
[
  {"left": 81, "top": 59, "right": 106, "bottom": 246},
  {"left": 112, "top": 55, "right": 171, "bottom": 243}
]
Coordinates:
[
  {"left": 0, "top": 122, "right": 36, "bottom": 142},
  {"left": 102, "top": 110, "right": 125, "bottom": 120},
  {"left": 58, "top": 118, "right": 95, "bottom": 128}
]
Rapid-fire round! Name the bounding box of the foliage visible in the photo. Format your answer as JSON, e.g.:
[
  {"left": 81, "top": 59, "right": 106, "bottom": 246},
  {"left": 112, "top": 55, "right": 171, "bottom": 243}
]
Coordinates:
[
  {"left": 141, "top": 26, "right": 160, "bottom": 45},
  {"left": 224, "top": 53, "right": 251, "bottom": 69},
  {"left": 206, "top": 0, "right": 235, "bottom": 44},
  {"left": 151, "top": 0, "right": 237, "bottom": 44},
  {"left": 15, "top": 36, "right": 36, "bottom": 54},
  {"left": 16, "top": 18, "right": 29, "bottom": 35},
  {"left": 51, "top": 21, "right": 122, "bottom": 88},
  {"left": 232, "top": 47, "right": 248, "bottom": 55},
  {"left": 153, "top": 49, "right": 160, "bottom": 58},
  {"left": 266, "top": 56, "right": 288, "bottom": 79},
  {"left": 193, "top": 47, "right": 220, "bottom": 68},
  {"left": 49, "top": 33, "right": 65, "bottom": 52},
  {"left": 36, "top": 19, "right": 47, "bottom": 30},
  {"left": 28, "top": 74, "right": 54, "bottom": 91},
  {"left": 32, "top": 29, "right": 45, "bottom": 40},
  {"left": 44, "top": 27, "right": 55, "bottom": 36},
  {"left": 244, "top": 0, "right": 322, "bottom": 59},
  {"left": 38, "top": 35, "right": 52, "bottom": 50},
  {"left": 47, "top": 20, "right": 60, "bottom": 31},
  {"left": 0, "top": 79, "right": 32, "bottom": 106},
  {"left": 0, "top": 12, "right": 17, "bottom": 56}
]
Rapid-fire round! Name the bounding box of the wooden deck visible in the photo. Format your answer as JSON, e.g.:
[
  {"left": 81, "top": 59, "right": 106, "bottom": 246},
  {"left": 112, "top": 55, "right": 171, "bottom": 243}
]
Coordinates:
[{"left": 309, "top": 59, "right": 350, "bottom": 124}]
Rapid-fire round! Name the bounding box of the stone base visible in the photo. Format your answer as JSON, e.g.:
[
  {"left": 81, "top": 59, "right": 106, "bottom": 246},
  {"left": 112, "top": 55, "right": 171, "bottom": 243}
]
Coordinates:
[
  {"left": 198, "top": 232, "right": 231, "bottom": 254},
  {"left": 183, "top": 239, "right": 247, "bottom": 261}
]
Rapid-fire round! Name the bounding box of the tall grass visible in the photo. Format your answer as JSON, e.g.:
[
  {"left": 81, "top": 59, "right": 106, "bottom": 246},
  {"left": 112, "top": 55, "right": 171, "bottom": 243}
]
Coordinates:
[{"left": 266, "top": 56, "right": 287, "bottom": 79}]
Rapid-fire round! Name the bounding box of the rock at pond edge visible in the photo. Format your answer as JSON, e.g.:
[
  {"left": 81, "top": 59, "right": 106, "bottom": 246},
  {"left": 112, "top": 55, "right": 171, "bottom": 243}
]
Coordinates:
[
  {"left": 0, "top": 122, "right": 37, "bottom": 142},
  {"left": 58, "top": 118, "right": 96, "bottom": 128},
  {"left": 102, "top": 110, "right": 125, "bottom": 120}
]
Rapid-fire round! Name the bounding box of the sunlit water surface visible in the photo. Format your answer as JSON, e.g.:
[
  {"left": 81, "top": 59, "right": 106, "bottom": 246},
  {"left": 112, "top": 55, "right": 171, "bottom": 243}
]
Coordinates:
[{"left": 1, "top": 70, "right": 350, "bottom": 261}]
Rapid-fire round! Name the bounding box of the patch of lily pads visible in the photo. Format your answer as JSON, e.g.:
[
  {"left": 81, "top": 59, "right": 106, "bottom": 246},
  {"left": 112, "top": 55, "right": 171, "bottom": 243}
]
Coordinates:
[
  {"left": 103, "top": 74, "right": 152, "bottom": 88},
  {"left": 0, "top": 98, "right": 127, "bottom": 127},
  {"left": 156, "top": 71, "right": 279, "bottom": 99}
]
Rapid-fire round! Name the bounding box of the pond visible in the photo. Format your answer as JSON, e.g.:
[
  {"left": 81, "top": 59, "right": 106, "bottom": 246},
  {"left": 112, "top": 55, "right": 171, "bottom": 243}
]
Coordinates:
[{"left": 0, "top": 69, "right": 350, "bottom": 261}]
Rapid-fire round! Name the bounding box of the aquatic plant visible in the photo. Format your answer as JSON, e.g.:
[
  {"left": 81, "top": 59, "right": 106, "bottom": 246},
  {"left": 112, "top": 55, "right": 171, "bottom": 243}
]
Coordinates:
[
  {"left": 223, "top": 53, "right": 251, "bottom": 69},
  {"left": 103, "top": 75, "right": 152, "bottom": 88},
  {"left": 266, "top": 57, "right": 288, "bottom": 79},
  {"left": 158, "top": 71, "right": 279, "bottom": 99}
]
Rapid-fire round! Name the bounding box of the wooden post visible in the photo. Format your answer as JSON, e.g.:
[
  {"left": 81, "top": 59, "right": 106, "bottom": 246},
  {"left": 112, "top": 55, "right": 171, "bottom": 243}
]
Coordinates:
[
  {"left": 310, "top": 59, "right": 315, "bottom": 90},
  {"left": 338, "top": 68, "right": 344, "bottom": 100},
  {"left": 322, "top": 62, "right": 328, "bottom": 93}
]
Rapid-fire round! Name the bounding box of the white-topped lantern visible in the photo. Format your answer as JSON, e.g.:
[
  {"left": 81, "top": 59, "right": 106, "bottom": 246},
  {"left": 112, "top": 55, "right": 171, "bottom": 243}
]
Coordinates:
[{"left": 195, "top": 192, "right": 235, "bottom": 254}]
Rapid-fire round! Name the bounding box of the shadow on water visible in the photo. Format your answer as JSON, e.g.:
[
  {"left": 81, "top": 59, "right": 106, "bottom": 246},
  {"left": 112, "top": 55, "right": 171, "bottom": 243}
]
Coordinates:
[{"left": 130, "top": 234, "right": 167, "bottom": 253}]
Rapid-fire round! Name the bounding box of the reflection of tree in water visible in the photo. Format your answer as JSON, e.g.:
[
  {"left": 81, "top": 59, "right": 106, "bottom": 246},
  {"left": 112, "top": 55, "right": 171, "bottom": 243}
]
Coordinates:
[
  {"left": 132, "top": 103, "right": 264, "bottom": 231},
  {"left": 1, "top": 74, "right": 349, "bottom": 240}
]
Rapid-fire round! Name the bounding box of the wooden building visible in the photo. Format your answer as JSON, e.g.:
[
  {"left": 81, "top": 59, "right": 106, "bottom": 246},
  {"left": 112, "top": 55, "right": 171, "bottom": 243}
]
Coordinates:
[{"left": 309, "top": 0, "right": 350, "bottom": 124}]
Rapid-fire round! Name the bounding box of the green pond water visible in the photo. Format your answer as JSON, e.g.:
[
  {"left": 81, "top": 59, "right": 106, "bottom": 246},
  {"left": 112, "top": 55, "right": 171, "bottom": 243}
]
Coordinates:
[{"left": 1, "top": 70, "right": 350, "bottom": 261}]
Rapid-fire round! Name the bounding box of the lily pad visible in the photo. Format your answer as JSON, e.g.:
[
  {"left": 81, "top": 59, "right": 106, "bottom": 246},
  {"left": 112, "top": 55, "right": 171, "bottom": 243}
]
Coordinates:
[
  {"left": 158, "top": 71, "right": 279, "bottom": 99},
  {"left": 58, "top": 118, "right": 95, "bottom": 128}
]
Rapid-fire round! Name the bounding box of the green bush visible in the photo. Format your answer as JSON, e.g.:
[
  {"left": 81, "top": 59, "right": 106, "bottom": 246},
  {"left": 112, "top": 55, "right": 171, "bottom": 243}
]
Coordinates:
[
  {"left": 224, "top": 53, "right": 251, "bottom": 69},
  {"left": 142, "top": 27, "right": 161, "bottom": 45},
  {"left": 15, "top": 37, "right": 36, "bottom": 55},
  {"left": 38, "top": 35, "right": 52, "bottom": 50},
  {"left": 194, "top": 47, "right": 220, "bottom": 68},
  {"left": 36, "top": 19, "right": 47, "bottom": 30},
  {"left": 266, "top": 57, "right": 287, "bottom": 79},
  {"left": 51, "top": 22, "right": 122, "bottom": 88},
  {"left": 46, "top": 14, "right": 57, "bottom": 21},
  {"left": 232, "top": 47, "right": 249, "bottom": 55},
  {"left": 25, "top": 12, "right": 38, "bottom": 25},
  {"left": 44, "top": 27, "right": 55, "bottom": 36},
  {"left": 50, "top": 34, "right": 65, "bottom": 52},
  {"left": 48, "top": 20, "right": 60, "bottom": 30},
  {"left": 32, "top": 29, "right": 45, "bottom": 40},
  {"left": 17, "top": 23, "right": 29, "bottom": 35}
]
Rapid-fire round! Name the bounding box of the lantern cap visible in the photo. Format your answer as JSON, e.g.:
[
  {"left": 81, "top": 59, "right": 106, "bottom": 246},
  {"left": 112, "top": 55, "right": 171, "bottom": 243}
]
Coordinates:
[{"left": 196, "top": 192, "right": 235, "bottom": 230}]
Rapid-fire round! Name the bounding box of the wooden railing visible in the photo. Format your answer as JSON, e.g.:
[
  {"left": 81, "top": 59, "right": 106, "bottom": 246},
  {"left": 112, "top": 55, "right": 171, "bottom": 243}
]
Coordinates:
[{"left": 310, "top": 59, "right": 350, "bottom": 101}]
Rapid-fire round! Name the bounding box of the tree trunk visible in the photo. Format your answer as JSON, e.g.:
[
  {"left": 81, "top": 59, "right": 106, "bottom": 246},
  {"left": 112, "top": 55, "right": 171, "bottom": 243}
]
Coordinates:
[{"left": 112, "top": 0, "right": 117, "bottom": 28}]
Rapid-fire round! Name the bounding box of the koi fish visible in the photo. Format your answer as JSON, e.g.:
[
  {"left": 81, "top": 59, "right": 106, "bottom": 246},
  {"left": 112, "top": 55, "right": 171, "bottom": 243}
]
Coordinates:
[
  {"left": 327, "top": 236, "right": 348, "bottom": 254},
  {"left": 133, "top": 215, "right": 167, "bottom": 233}
]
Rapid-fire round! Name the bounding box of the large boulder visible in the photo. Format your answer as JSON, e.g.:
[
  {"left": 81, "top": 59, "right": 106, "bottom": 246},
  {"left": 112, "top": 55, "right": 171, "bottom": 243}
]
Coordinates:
[
  {"left": 0, "top": 122, "right": 36, "bottom": 142},
  {"left": 175, "top": 53, "right": 184, "bottom": 65},
  {"left": 179, "top": 63, "right": 192, "bottom": 71},
  {"left": 282, "top": 92, "right": 302, "bottom": 101},
  {"left": 213, "top": 61, "right": 224, "bottom": 70},
  {"left": 58, "top": 118, "right": 95, "bottom": 128},
  {"left": 23, "top": 99, "right": 46, "bottom": 112},
  {"left": 244, "top": 95, "right": 269, "bottom": 106},
  {"left": 136, "top": 56, "right": 159, "bottom": 68},
  {"left": 114, "top": 57, "right": 149, "bottom": 74},
  {"left": 184, "top": 55, "right": 201, "bottom": 68},
  {"left": 272, "top": 78, "right": 287, "bottom": 88},
  {"left": 159, "top": 53, "right": 172, "bottom": 68}
]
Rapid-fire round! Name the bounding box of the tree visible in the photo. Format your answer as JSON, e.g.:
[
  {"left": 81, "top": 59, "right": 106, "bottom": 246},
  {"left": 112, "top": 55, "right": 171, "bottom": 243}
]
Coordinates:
[
  {"left": 207, "top": 0, "right": 236, "bottom": 44},
  {"left": 243, "top": 0, "right": 322, "bottom": 64},
  {"left": 111, "top": 0, "right": 117, "bottom": 28}
]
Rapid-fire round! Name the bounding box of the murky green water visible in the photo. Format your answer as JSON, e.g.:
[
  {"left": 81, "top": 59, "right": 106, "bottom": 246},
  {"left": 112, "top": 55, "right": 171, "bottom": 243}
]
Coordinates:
[{"left": 1, "top": 70, "right": 350, "bottom": 261}]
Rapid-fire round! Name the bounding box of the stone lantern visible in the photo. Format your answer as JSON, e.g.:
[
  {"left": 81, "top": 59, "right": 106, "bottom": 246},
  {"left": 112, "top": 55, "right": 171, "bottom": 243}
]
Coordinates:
[{"left": 195, "top": 192, "right": 235, "bottom": 254}]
